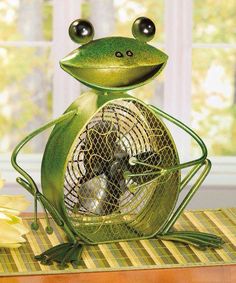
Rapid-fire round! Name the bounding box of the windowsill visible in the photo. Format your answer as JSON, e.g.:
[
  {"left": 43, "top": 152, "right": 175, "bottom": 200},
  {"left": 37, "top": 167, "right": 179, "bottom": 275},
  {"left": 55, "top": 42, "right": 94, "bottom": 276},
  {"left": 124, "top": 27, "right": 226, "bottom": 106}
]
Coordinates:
[{"left": 1, "top": 154, "right": 236, "bottom": 187}]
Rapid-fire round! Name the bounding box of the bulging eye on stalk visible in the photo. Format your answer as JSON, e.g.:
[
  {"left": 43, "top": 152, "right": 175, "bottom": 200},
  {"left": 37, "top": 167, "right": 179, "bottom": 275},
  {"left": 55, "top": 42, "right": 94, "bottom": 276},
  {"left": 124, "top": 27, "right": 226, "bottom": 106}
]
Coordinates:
[
  {"left": 132, "top": 17, "right": 156, "bottom": 42},
  {"left": 69, "top": 19, "right": 94, "bottom": 44}
]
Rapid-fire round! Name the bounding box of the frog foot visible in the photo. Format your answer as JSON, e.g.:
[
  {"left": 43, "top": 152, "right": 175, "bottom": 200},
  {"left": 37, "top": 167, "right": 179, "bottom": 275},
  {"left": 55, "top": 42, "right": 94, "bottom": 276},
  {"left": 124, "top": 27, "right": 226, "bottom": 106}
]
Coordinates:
[
  {"left": 35, "top": 241, "right": 84, "bottom": 268},
  {"left": 156, "top": 231, "right": 224, "bottom": 250}
]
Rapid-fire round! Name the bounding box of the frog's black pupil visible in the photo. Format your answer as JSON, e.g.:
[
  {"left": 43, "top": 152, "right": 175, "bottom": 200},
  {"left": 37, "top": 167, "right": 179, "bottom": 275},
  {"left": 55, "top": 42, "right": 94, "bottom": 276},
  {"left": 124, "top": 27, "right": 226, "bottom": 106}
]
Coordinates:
[
  {"left": 139, "top": 18, "right": 155, "bottom": 36},
  {"left": 115, "top": 51, "right": 123, "bottom": 58},
  {"left": 126, "top": 50, "right": 133, "bottom": 57},
  {"left": 74, "top": 21, "right": 93, "bottom": 38}
]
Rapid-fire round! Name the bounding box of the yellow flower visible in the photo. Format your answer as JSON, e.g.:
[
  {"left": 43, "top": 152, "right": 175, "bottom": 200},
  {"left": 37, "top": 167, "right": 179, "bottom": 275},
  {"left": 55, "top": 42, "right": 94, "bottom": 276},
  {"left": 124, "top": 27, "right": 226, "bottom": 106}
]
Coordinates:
[{"left": 0, "top": 175, "right": 30, "bottom": 248}]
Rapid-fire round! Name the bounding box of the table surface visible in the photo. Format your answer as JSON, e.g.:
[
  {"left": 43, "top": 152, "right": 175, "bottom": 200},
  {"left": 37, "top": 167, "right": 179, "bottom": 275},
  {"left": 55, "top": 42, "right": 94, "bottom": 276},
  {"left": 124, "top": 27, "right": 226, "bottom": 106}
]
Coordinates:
[
  {"left": 0, "top": 265, "right": 236, "bottom": 283},
  {"left": 1, "top": 211, "right": 236, "bottom": 283}
]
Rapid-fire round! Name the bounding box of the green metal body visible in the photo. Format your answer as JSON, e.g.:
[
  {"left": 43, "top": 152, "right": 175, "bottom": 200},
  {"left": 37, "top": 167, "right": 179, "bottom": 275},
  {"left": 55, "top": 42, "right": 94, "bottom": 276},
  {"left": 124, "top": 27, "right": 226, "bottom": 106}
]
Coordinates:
[
  {"left": 11, "top": 17, "right": 223, "bottom": 266},
  {"left": 41, "top": 90, "right": 180, "bottom": 244},
  {"left": 60, "top": 37, "right": 167, "bottom": 92}
]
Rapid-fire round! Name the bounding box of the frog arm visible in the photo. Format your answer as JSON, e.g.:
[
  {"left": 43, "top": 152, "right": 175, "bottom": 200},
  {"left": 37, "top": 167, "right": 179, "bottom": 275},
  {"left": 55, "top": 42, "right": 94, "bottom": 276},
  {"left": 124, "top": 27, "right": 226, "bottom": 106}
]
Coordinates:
[
  {"left": 123, "top": 104, "right": 207, "bottom": 182},
  {"left": 11, "top": 110, "right": 78, "bottom": 236},
  {"left": 148, "top": 104, "right": 207, "bottom": 172},
  {"left": 148, "top": 105, "right": 217, "bottom": 243},
  {"left": 11, "top": 110, "right": 78, "bottom": 196}
]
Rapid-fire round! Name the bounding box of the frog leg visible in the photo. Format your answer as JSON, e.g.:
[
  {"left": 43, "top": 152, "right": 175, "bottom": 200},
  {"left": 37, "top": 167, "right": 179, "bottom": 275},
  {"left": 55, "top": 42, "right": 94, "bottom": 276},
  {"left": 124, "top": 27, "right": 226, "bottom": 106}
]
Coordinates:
[
  {"left": 11, "top": 110, "right": 88, "bottom": 266},
  {"left": 142, "top": 105, "right": 224, "bottom": 249},
  {"left": 11, "top": 110, "right": 78, "bottom": 236},
  {"left": 156, "top": 159, "right": 223, "bottom": 250}
]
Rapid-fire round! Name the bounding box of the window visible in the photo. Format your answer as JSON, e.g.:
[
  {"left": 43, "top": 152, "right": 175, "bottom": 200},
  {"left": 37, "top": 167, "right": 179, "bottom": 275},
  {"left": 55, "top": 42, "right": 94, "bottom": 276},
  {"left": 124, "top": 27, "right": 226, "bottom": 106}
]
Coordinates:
[
  {"left": 0, "top": 0, "right": 53, "bottom": 154},
  {"left": 192, "top": 0, "right": 236, "bottom": 157},
  {"left": 1, "top": 0, "right": 235, "bottom": 187}
]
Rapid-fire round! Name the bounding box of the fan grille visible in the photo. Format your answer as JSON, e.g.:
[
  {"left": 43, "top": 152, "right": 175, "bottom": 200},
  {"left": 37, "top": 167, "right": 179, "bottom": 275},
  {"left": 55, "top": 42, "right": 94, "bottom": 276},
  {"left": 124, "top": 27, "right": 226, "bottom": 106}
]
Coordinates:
[{"left": 64, "top": 99, "right": 180, "bottom": 242}]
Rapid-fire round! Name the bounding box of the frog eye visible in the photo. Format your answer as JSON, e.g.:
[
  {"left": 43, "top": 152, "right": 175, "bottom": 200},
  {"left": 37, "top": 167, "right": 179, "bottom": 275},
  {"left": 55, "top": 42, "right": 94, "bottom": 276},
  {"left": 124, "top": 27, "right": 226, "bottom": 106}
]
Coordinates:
[
  {"left": 132, "top": 17, "right": 156, "bottom": 42},
  {"left": 69, "top": 19, "right": 94, "bottom": 44}
]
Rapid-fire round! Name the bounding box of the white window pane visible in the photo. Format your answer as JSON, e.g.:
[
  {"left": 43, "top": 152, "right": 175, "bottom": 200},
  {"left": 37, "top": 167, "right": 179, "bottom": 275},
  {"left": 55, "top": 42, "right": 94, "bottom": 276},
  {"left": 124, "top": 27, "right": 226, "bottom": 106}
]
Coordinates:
[
  {"left": 0, "top": 0, "right": 52, "bottom": 41},
  {"left": 0, "top": 46, "right": 52, "bottom": 153},
  {"left": 193, "top": 0, "right": 236, "bottom": 43},
  {"left": 191, "top": 48, "right": 236, "bottom": 156}
]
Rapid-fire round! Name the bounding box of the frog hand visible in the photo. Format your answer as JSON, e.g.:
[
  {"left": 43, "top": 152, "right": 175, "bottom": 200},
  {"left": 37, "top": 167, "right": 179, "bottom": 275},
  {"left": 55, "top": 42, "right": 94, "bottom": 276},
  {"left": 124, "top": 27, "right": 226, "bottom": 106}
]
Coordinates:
[
  {"left": 156, "top": 231, "right": 224, "bottom": 250},
  {"left": 35, "top": 240, "right": 84, "bottom": 268}
]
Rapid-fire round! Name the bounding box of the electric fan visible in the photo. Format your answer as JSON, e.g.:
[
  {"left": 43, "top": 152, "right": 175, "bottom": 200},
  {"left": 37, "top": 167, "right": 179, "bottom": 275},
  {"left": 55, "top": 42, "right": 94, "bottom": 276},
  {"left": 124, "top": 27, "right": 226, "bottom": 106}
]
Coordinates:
[
  {"left": 64, "top": 98, "right": 179, "bottom": 242},
  {"left": 11, "top": 17, "right": 223, "bottom": 267}
]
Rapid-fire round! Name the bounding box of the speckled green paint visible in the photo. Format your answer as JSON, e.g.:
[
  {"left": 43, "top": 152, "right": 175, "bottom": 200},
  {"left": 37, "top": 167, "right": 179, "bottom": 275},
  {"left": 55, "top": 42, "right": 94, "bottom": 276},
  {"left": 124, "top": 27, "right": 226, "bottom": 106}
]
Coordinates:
[
  {"left": 11, "top": 18, "right": 223, "bottom": 267},
  {"left": 60, "top": 37, "right": 168, "bottom": 91}
]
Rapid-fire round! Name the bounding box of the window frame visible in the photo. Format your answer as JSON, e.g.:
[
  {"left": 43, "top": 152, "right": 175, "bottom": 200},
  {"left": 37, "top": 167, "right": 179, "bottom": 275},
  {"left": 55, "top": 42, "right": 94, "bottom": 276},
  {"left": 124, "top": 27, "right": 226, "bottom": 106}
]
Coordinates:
[{"left": 0, "top": 0, "right": 235, "bottom": 187}]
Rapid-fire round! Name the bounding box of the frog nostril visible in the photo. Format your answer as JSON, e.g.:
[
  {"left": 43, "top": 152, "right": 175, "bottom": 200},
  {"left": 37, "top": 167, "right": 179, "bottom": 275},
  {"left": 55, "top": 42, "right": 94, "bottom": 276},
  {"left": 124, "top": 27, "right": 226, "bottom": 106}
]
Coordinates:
[
  {"left": 115, "top": 51, "right": 124, "bottom": 58},
  {"left": 126, "top": 50, "right": 133, "bottom": 57}
]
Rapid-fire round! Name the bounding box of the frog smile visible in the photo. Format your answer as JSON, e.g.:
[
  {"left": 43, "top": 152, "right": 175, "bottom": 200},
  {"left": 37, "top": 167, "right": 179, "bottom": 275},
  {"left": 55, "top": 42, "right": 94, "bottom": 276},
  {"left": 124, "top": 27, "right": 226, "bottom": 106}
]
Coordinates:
[
  {"left": 60, "top": 36, "right": 168, "bottom": 91},
  {"left": 60, "top": 62, "right": 165, "bottom": 89}
]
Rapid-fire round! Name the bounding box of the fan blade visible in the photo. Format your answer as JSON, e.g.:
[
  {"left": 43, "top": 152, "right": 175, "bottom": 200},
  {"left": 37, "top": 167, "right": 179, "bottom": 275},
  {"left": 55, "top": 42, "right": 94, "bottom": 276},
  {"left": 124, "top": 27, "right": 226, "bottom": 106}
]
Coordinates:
[
  {"left": 127, "top": 151, "right": 161, "bottom": 184},
  {"left": 77, "top": 174, "right": 124, "bottom": 216},
  {"left": 77, "top": 174, "right": 110, "bottom": 215},
  {"left": 83, "top": 121, "right": 117, "bottom": 176},
  {"left": 101, "top": 175, "right": 125, "bottom": 215},
  {"left": 102, "top": 148, "right": 130, "bottom": 213},
  {"left": 74, "top": 144, "right": 130, "bottom": 216}
]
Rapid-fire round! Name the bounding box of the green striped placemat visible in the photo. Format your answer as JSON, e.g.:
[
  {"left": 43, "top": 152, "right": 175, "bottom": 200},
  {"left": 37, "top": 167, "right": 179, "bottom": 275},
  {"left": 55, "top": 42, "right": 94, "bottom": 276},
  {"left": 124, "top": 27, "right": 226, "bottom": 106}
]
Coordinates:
[{"left": 0, "top": 208, "right": 236, "bottom": 276}]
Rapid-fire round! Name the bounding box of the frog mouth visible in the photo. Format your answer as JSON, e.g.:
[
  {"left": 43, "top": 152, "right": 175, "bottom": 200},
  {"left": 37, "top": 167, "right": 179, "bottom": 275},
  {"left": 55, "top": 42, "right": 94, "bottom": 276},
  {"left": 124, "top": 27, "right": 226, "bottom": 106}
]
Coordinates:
[{"left": 61, "top": 63, "right": 165, "bottom": 89}]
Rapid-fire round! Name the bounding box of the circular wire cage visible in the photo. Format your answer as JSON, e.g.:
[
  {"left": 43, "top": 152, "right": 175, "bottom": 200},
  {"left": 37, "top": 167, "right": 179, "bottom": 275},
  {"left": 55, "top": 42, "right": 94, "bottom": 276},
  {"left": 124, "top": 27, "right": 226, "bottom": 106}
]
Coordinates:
[{"left": 64, "top": 99, "right": 180, "bottom": 243}]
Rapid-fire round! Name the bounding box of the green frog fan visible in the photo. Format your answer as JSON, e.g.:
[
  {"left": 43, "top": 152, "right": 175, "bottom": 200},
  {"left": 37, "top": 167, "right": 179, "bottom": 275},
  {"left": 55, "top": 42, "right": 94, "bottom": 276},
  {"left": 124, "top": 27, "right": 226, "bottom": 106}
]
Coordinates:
[{"left": 11, "top": 17, "right": 223, "bottom": 267}]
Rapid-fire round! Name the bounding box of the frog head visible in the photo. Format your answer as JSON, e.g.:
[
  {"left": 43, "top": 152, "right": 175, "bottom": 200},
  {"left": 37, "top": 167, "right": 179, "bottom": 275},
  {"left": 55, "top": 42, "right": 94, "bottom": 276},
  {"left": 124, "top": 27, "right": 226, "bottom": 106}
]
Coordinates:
[{"left": 60, "top": 17, "right": 168, "bottom": 92}]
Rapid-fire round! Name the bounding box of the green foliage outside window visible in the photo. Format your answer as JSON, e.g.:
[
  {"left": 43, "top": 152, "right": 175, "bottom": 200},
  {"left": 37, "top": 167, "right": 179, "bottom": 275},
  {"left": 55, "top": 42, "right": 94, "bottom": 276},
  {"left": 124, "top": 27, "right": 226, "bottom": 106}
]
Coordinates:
[
  {"left": 0, "top": 0, "right": 52, "bottom": 153},
  {"left": 192, "top": 0, "right": 236, "bottom": 156},
  {"left": 0, "top": 0, "right": 235, "bottom": 156}
]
